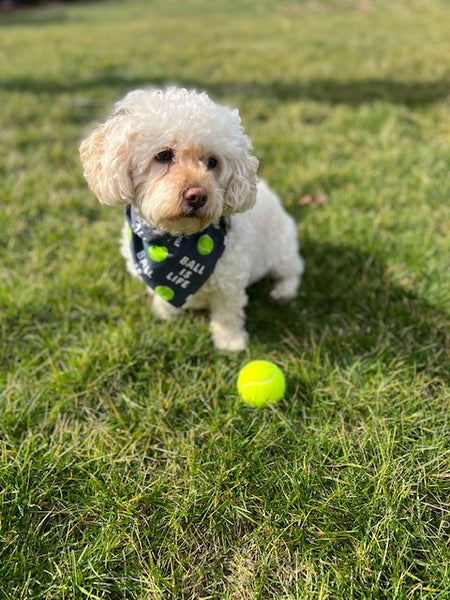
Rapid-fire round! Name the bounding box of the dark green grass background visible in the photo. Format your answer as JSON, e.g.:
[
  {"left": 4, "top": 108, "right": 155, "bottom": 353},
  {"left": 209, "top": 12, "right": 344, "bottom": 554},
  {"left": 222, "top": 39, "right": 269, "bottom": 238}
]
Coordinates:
[{"left": 1, "top": 1, "right": 449, "bottom": 598}]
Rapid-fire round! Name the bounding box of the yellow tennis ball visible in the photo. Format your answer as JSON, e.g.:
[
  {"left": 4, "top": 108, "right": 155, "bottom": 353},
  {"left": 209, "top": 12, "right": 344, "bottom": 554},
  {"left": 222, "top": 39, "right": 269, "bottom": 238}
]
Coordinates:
[{"left": 237, "top": 360, "right": 286, "bottom": 407}]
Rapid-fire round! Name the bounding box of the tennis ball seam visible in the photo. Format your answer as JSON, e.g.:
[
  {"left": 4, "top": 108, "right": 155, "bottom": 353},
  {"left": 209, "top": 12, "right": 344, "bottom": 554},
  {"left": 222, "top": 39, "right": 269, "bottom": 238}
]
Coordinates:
[{"left": 239, "top": 374, "right": 276, "bottom": 391}]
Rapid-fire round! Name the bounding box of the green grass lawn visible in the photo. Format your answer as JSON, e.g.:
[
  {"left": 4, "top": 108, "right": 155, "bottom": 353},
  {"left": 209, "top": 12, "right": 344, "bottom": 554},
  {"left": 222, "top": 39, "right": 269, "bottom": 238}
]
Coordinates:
[{"left": 1, "top": 0, "right": 449, "bottom": 598}]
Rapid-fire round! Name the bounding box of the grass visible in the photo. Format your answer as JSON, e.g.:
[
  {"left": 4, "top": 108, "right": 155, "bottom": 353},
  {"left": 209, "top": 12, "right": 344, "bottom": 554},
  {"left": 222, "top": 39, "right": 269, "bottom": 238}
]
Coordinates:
[{"left": 0, "top": 0, "right": 449, "bottom": 598}]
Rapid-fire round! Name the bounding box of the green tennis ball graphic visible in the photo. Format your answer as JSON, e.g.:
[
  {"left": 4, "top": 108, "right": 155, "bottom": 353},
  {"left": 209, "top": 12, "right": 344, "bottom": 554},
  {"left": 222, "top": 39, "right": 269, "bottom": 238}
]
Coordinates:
[
  {"left": 148, "top": 245, "right": 168, "bottom": 262},
  {"left": 197, "top": 234, "right": 214, "bottom": 256},
  {"left": 154, "top": 286, "right": 175, "bottom": 302}
]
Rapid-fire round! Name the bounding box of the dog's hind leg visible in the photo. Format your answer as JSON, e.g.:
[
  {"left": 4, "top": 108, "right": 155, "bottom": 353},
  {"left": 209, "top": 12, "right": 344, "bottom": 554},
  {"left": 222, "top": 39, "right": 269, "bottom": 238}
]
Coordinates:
[
  {"left": 270, "top": 259, "right": 304, "bottom": 303},
  {"left": 269, "top": 224, "right": 304, "bottom": 304}
]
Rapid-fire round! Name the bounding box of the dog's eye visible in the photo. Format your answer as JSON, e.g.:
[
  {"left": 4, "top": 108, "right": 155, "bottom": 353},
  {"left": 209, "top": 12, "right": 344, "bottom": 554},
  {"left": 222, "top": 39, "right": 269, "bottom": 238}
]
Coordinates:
[
  {"left": 155, "top": 150, "right": 174, "bottom": 164},
  {"left": 206, "top": 156, "right": 218, "bottom": 170}
]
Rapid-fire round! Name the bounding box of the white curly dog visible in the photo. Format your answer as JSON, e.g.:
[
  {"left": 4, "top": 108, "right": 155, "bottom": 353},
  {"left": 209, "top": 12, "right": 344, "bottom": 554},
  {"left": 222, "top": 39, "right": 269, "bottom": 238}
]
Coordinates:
[{"left": 80, "top": 87, "right": 304, "bottom": 351}]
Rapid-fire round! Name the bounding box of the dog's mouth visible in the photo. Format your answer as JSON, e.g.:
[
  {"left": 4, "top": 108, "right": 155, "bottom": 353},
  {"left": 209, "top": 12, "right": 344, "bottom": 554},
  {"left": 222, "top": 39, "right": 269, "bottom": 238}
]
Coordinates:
[
  {"left": 162, "top": 214, "right": 215, "bottom": 236},
  {"left": 163, "top": 189, "right": 221, "bottom": 235},
  {"left": 139, "top": 185, "right": 222, "bottom": 235}
]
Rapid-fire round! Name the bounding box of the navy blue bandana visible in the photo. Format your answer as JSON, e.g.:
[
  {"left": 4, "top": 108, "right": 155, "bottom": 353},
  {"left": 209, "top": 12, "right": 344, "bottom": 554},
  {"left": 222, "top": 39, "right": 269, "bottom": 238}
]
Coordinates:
[{"left": 125, "top": 205, "right": 228, "bottom": 308}]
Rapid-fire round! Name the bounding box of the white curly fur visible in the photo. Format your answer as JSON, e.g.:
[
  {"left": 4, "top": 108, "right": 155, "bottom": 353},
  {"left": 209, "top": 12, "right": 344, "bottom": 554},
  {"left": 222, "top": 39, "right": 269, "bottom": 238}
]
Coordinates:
[{"left": 80, "top": 87, "right": 304, "bottom": 351}]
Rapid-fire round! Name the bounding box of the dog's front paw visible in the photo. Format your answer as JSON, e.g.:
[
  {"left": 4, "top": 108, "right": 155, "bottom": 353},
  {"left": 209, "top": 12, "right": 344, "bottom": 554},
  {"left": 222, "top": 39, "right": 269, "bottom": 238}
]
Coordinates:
[
  {"left": 211, "top": 325, "right": 248, "bottom": 352},
  {"left": 151, "top": 294, "right": 180, "bottom": 321}
]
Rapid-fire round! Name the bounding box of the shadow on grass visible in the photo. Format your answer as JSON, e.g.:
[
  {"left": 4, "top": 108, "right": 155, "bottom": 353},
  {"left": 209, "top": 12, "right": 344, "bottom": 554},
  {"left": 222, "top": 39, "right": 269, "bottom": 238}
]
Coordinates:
[
  {"left": 0, "top": 4, "right": 73, "bottom": 27},
  {"left": 1, "top": 74, "right": 449, "bottom": 107},
  {"left": 247, "top": 239, "right": 449, "bottom": 381}
]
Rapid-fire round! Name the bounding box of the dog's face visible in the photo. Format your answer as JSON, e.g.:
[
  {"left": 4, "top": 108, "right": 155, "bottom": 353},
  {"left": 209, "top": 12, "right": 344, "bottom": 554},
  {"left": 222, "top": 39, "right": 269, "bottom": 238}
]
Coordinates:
[
  {"left": 80, "top": 88, "right": 259, "bottom": 235},
  {"left": 135, "top": 144, "right": 233, "bottom": 235}
]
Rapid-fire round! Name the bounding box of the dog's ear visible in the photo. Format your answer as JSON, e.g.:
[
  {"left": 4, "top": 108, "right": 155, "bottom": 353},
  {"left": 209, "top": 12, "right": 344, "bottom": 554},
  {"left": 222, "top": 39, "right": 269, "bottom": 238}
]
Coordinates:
[
  {"left": 79, "top": 118, "right": 135, "bottom": 206},
  {"left": 223, "top": 152, "right": 259, "bottom": 215}
]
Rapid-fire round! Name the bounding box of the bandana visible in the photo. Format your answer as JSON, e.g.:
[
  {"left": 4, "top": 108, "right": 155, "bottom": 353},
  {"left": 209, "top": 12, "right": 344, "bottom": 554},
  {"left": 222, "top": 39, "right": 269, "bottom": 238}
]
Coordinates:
[{"left": 125, "top": 205, "right": 227, "bottom": 307}]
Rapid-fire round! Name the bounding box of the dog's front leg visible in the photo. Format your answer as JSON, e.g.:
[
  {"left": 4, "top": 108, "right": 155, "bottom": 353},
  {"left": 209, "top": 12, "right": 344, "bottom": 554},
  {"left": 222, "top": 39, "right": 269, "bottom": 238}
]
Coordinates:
[
  {"left": 151, "top": 292, "right": 180, "bottom": 321},
  {"left": 209, "top": 291, "right": 248, "bottom": 352}
]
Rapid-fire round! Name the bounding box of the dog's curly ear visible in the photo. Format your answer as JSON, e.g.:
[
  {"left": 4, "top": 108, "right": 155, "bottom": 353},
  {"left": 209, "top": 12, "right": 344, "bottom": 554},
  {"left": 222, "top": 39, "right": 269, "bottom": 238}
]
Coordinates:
[
  {"left": 79, "top": 118, "right": 135, "bottom": 206},
  {"left": 223, "top": 152, "right": 259, "bottom": 215}
]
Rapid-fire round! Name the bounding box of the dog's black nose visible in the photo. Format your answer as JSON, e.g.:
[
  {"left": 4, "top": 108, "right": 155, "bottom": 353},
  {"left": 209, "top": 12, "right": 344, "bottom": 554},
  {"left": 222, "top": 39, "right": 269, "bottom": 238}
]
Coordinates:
[{"left": 184, "top": 187, "right": 208, "bottom": 211}]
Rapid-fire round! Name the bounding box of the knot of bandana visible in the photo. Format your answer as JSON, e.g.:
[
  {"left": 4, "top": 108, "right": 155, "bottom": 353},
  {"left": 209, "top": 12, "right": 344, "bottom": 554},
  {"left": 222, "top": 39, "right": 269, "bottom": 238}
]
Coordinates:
[{"left": 125, "top": 205, "right": 228, "bottom": 307}]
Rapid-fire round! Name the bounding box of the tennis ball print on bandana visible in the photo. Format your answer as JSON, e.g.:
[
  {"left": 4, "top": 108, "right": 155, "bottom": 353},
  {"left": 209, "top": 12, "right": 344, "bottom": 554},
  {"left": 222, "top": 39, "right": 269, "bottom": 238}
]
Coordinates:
[{"left": 126, "top": 205, "right": 227, "bottom": 308}]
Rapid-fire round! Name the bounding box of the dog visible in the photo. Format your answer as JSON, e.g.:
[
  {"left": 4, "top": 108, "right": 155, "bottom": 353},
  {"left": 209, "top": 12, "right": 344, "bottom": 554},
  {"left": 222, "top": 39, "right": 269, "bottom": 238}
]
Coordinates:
[{"left": 79, "top": 87, "right": 304, "bottom": 351}]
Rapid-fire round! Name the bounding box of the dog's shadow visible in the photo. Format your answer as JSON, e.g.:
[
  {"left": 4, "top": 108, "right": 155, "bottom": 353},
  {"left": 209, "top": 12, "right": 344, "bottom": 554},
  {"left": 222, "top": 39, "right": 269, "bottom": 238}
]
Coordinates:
[{"left": 246, "top": 239, "right": 448, "bottom": 380}]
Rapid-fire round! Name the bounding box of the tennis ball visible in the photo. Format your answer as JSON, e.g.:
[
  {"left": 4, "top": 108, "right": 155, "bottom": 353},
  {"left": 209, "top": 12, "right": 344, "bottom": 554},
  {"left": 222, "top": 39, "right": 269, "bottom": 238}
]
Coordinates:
[
  {"left": 197, "top": 234, "right": 214, "bottom": 256},
  {"left": 148, "top": 245, "right": 168, "bottom": 262},
  {"left": 237, "top": 360, "right": 286, "bottom": 407},
  {"left": 154, "top": 285, "right": 175, "bottom": 302}
]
